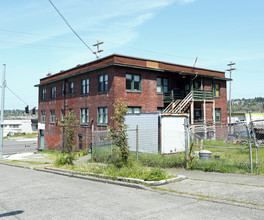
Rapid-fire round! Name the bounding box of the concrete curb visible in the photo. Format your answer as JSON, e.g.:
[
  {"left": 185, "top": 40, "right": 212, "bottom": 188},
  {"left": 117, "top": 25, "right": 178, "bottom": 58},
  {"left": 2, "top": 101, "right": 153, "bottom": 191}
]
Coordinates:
[
  {"left": 44, "top": 167, "right": 186, "bottom": 186},
  {"left": 35, "top": 168, "right": 150, "bottom": 190}
]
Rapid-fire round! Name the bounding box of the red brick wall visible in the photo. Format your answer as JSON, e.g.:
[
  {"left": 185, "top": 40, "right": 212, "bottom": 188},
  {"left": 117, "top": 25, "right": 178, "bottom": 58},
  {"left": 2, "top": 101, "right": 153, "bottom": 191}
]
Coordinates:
[{"left": 38, "top": 65, "right": 228, "bottom": 150}]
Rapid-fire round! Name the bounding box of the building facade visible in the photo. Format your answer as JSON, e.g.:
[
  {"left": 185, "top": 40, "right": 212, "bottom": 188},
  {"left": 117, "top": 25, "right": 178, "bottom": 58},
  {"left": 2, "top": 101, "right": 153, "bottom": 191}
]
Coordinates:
[{"left": 36, "top": 54, "right": 229, "bottom": 150}]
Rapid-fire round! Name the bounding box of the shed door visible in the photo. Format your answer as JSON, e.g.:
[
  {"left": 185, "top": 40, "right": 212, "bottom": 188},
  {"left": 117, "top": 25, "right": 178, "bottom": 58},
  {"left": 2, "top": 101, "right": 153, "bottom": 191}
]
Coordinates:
[{"left": 161, "top": 116, "right": 186, "bottom": 154}]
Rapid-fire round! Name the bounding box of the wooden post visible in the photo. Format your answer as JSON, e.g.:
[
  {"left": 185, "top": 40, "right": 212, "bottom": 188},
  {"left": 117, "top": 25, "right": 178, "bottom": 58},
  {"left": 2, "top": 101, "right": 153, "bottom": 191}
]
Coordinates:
[
  {"left": 191, "top": 101, "right": 194, "bottom": 125},
  {"left": 203, "top": 100, "right": 206, "bottom": 124}
]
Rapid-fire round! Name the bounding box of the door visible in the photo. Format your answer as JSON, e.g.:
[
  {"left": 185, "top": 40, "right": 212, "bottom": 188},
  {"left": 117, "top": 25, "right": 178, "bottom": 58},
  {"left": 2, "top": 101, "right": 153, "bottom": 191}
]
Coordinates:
[
  {"left": 161, "top": 116, "right": 186, "bottom": 153},
  {"left": 78, "top": 134, "right": 83, "bottom": 150},
  {"left": 39, "top": 130, "right": 45, "bottom": 151}
]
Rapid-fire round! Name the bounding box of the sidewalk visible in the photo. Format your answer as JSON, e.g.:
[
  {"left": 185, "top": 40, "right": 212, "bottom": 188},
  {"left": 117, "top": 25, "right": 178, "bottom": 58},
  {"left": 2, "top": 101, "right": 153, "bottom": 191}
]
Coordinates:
[{"left": 159, "top": 168, "right": 264, "bottom": 206}]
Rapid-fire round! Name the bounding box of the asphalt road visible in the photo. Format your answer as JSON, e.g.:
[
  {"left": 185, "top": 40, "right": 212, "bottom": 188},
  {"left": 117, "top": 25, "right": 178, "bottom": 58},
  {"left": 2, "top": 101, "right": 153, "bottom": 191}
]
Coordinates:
[
  {"left": 0, "top": 165, "right": 263, "bottom": 220},
  {"left": 2, "top": 138, "right": 37, "bottom": 155}
]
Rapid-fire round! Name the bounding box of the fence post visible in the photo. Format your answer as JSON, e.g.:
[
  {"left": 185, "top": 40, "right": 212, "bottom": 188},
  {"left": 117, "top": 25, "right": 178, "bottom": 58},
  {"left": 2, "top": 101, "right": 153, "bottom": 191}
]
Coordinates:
[
  {"left": 245, "top": 123, "right": 253, "bottom": 173},
  {"left": 136, "top": 125, "right": 139, "bottom": 161},
  {"left": 184, "top": 118, "right": 189, "bottom": 169},
  {"left": 249, "top": 110, "right": 258, "bottom": 174}
]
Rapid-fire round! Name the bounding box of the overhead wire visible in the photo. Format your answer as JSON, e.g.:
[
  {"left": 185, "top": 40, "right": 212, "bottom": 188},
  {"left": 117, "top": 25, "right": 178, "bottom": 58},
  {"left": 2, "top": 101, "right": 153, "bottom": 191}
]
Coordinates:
[{"left": 48, "top": 0, "right": 96, "bottom": 56}]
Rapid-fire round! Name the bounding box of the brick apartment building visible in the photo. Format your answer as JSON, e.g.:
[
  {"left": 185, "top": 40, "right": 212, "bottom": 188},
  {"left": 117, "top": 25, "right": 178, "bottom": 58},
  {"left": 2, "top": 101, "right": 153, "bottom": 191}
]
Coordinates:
[{"left": 35, "top": 54, "right": 229, "bottom": 150}]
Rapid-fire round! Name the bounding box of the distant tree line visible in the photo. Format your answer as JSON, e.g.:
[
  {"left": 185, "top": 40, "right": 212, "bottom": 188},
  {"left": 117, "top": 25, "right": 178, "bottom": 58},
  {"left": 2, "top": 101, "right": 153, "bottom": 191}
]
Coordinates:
[{"left": 230, "top": 97, "right": 264, "bottom": 112}]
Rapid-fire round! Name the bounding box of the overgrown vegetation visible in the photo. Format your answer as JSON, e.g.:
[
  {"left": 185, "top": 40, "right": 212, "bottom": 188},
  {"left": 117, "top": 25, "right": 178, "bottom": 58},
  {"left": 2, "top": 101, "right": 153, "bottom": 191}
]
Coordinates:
[
  {"left": 55, "top": 162, "right": 173, "bottom": 181},
  {"left": 107, "top": 98, "right": 129, "bottom": 167},
  {"left": 92, "top": 141, "right": 264, "bottom": 175},
  {"left": 50, "top": 113, "right": 80, "bottom": 166}
]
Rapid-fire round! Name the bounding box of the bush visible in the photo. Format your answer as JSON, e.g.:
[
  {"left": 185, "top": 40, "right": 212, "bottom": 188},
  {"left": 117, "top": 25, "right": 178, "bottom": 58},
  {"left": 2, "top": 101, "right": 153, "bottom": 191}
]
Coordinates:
[{"left": 54, "top": 154, "right": 74, "bottom": 166}]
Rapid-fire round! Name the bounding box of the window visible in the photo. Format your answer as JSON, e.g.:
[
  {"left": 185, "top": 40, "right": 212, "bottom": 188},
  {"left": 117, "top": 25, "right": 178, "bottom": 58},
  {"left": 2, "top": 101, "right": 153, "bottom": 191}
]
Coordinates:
[
  {"left": 61, "top": 84, "right": 65, "bottom": 96},
  {"left": 41, "top": 110, "right": 46, "bottom": 123},
  {"left": 98, "top": 107, "right": 108, "bottom": 125},
  {"left": 50, "top": 110, "right": 55, "bottom": 123},
  {"left": 41, "top": 89, "right": 46, "bottom": 101},
  {"left": 214, "top": 83, "right": 221, "bottom": 97},
  {"left": 157, "top": 77, "right": 168, "bottom": 93},
  {"left": 126, "top": 74, "right": 141, "bottom": 91},
  {"left": 50, "top": 86, "right": 56, "bottom": 99},
  {"left": 127, "top": 107, "right": 141, "bottom": 114},
  {"left": 61, "top": 109, "right": 65, "bottom": 121},
  {"left": 215, "top": 108, "right": 221, "bottom": 123},
  {"left": 81, "top": 108, "right": 89, "bottom": 124},
  {"left": 98, "top": 74, "right": 108, "bottom": 92},
  {"left": 69, "top": 82, "right": 74, "bottom": 94},
  {"left": 81, "top": 79, "right": 89, "bottom": 94}
]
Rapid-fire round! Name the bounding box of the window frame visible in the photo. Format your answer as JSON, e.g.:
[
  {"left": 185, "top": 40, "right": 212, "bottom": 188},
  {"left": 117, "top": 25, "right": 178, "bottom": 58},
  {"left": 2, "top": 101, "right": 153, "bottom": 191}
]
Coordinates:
[
  {"left": 61, "top": 84, "right": 65, "bottom": 96},
  {"left": 50, "top": 86, "right": 56, "bottom": 100},
  {"left": 214, "top": 83, "right": 221, "bottom": 97},
  {"left": 157, "top": 77, "right": 169, "bottom": 93},
  {"left": 215, "top": 108, "right": 222, "bottom": 123},
  {"left": 81, "top": 79, "right": 89, "bottom": 95},
  {"left": 97, "top": 107, "right": 108, "bottom": 125},
  {"left": 127, "top": 106, "right": 142, "bottom": 114},
  {"left": 50, "top": 110, "right": 55, "bottom": 123},
  {"left": 41, "top": 110, "right": 46, "bottom": 123},
  {"left": 80, "top": 108, "right": 89, "bottom": 124},
  {"left": 126, "top": 73, "right": 141, "bottom": 92},
  {"left": 69, "top": 82, "right": 74, "bottom": 94},
  {"left": 98, "top": 74, "right": 108, "bottom": 92},
  {"left": 41, "top": 89, "right": 46, "bottom": 101}
]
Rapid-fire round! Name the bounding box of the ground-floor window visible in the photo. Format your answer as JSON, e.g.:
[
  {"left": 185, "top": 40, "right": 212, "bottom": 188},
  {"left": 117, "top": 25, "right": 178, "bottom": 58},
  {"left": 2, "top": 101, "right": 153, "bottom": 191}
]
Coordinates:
[
  {"left": 98, "top": 107, "right": 108, "bottom": 125},
  {"left": 81, "top": 108, "right": 89, "bottom": 124},
  {"left": 50, "top": 110, "right": 55, "bottom": 123},
  {"left": 127, "top": 106, "right": 141, "bottom": 114},
  {"left": 215, "top": 108, "right": 221, "bottom": 123}
]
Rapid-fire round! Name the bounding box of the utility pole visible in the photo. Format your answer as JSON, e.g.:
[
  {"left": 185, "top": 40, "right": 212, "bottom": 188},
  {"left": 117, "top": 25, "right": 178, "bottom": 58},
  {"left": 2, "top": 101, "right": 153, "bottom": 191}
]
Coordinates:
[
  {"left": 226, "top": 61, "right": 236, "bottom": 133},
  {"left": 93, "top": 40, "right": 104, "bottom": 59},
  {"left": 0, "top": 64, "right": 6, "bottom": 158}
]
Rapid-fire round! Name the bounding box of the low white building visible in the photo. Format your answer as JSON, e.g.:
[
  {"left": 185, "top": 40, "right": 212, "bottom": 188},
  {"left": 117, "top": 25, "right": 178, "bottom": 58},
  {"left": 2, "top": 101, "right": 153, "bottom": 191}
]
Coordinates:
[{"left": 3, "top": 117, "right": 38, "bottom": 137}]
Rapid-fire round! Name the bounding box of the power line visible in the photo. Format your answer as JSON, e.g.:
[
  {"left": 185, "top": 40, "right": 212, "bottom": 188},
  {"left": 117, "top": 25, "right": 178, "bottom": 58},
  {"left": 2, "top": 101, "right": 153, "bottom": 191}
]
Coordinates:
[
  {"left": 48, "top": 0, "right": 96, "bottom": 56},
  {"left": 5, "top": 86, "right": 28, "bottom": 106}
]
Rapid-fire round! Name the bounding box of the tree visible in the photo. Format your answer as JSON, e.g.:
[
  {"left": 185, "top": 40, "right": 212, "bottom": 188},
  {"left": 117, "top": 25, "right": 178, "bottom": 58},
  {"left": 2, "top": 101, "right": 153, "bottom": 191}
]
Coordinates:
[
  {"left": 107, "top": 98, "right": 129, "bottom": 165},
  {"left": 60, "top": 112, "right": 79, "bottom": 165}
]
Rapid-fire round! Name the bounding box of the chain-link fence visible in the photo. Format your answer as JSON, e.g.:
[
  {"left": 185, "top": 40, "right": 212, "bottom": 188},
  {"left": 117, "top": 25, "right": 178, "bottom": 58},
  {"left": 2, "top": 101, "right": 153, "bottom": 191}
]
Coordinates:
[{"left": 91, "top": 127, "right": 159, "bottom": 162}]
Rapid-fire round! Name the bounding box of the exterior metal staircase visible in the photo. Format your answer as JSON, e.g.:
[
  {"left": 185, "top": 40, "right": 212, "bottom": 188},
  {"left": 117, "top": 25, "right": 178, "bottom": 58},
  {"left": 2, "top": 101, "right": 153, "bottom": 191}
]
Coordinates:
[{"left": 163, "top": 91, "right": 193, "bottom": 114}]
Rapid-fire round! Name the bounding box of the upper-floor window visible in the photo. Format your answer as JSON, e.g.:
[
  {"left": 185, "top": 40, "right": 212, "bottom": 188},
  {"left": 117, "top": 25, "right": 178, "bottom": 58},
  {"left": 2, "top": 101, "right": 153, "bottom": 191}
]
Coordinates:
[
  {"left": 61, "top": 84, "right": 65, "bottom": 96},
  {"left": 127, "top": 107, "right": 141, "bottom": 114},
  {"left": 81, "top": 79, "right": 89, "bottom": 94},
  {"left": 98, "top": 107, "right": 108, "bottom": 125},
  {"left": 81, "top": 108, "right": 89, "bottom": 124},
  {"left": 41, "top": 89, "right": 46, "bottom": 101},
  {"left": 50, "top": 110, "right": 55, "bottom": 123},
  {"left": 126, "top": 74, "right": 141, "bottom": 91},
  {"left": 214, "top": 83, "right": 221, "bottom": 97},
  {"left": 215, "top": 108, "right": 221, "bottom": 123},
  {"left": 98, "top": 74, "right": 108, "bottom": 92},
  {"left": 157, "top": 77, "right": 168, "bottom": 93},
  {"left": 41, "top": 110, "right": 46, "bottom": 123},
  {"left": 50, "top": 86, "right": 56, "bottom": 100},
  {"left": 69, "top": 82, "right": 74, "bottom": 94}
]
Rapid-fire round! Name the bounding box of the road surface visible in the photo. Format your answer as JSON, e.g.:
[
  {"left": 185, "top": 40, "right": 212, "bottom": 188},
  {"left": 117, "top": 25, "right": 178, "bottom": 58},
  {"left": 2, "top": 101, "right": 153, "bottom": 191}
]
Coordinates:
[{"left": 0, "top": 165, "right": 263, "bottom": 220}]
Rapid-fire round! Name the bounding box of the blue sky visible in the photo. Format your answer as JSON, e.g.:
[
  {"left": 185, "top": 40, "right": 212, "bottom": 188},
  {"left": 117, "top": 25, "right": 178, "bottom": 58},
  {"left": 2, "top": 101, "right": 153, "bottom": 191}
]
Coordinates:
[{"left": 0, "top": 0, "right": 263, "bottom": 109}]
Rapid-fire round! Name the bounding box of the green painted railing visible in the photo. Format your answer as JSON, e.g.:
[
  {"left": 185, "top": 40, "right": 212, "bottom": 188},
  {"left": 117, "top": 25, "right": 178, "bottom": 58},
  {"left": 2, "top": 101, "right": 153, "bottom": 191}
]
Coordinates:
[
  {"left": 163, "top": 89, "right": 213, "bottom": 102},
  {"left": 193, "top": 90, "right": 213, "bottom": 100}
]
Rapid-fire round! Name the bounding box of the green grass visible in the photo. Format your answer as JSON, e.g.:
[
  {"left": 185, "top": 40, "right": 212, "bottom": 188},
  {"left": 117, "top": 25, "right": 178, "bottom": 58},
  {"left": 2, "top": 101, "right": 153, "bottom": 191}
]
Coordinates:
[
  {"left": 4, "top": 133, "right": 37, "bottom": 139},
  {"left": 92, "top": 143, "right": 264, "bottom": 175},
  {"left": 54, "top": 161, "right": 174, "bottom": 181}
]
